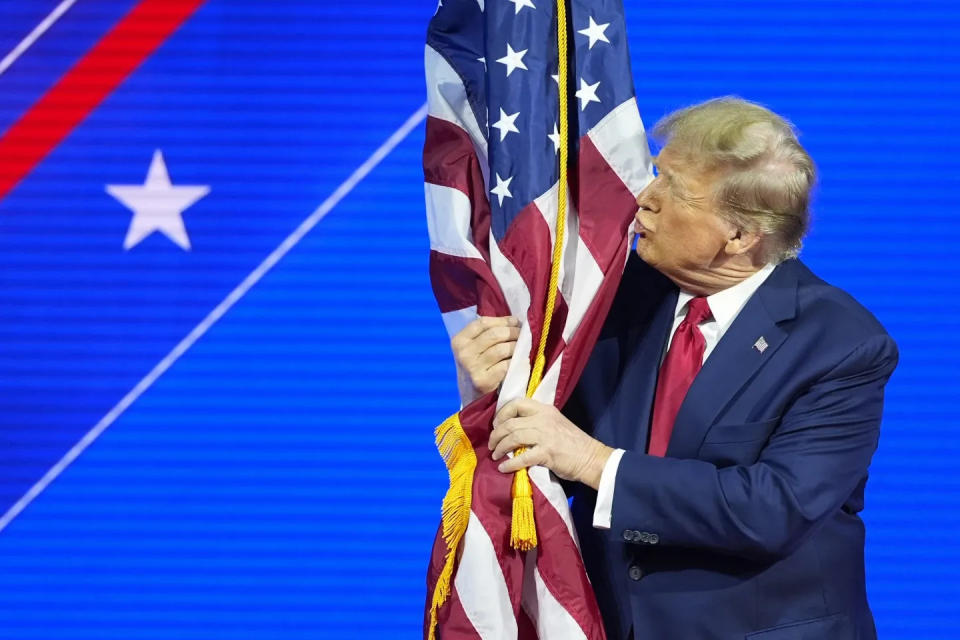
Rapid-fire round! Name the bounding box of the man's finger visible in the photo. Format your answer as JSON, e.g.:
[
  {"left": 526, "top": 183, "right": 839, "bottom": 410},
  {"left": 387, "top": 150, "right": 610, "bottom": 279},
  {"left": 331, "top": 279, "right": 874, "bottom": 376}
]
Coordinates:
[
  {"left": 475, "top": 325, "right": 521, "bottom": 358},
  {"left": 491, "top": 427, "right": 538, "bottom": 460},
  {"left": 457, "top": 315, "right": 518, "bottom": 342},
  {"left": 477, "top": 340, "right": 517, "bottom": 370},
  {"left": 488, "top": 416, "right": 526, "bottom": 451},
  {"left": 497, "top": 447, "right": 542, "bottom": 474},
  {"left": 493, "top": 397, "right": 541, "bottom": 426}
]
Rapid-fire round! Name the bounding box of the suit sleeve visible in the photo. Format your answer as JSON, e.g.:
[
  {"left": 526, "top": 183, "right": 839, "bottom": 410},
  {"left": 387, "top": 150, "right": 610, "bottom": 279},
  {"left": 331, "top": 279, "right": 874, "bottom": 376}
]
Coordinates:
[{"left": 608, "top": 333, "right": 899, "bottom": 560}]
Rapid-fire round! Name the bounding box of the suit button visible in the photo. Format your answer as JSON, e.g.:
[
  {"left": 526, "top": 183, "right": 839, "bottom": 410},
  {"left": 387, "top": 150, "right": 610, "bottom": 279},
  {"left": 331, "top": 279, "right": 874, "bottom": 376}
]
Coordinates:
[
  {"left": 638, "top": 531, "right": 651, "bottom": 543},
  {"left": 622, "top": 529, "right": 634, "bottom": 542},
  {"left": 648, "top": 533, "right": 659, "bottom": 545},
  {"left": 628, "top": 564, "right": 643, "bottom": 581}
]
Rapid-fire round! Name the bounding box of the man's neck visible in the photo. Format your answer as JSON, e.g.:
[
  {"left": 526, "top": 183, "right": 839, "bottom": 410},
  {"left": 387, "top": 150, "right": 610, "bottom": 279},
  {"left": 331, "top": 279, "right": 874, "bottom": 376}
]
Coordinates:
[{"left": 670, "top": 257, "right": 769, "bottom": 296}]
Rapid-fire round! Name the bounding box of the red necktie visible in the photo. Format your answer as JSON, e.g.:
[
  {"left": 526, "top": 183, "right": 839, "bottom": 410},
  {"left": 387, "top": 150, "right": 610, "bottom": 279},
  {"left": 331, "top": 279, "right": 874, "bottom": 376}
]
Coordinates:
[{"left": 647, "top": 296, "right": 712, "bottom": 457}]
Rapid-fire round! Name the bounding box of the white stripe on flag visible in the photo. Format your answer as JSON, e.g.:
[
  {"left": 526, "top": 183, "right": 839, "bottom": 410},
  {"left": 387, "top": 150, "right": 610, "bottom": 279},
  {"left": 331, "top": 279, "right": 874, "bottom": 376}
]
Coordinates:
[
  {"left": 488, "top": 226, "right": 534, "bottom": 414},
  {"left": 522, "top": 549, "right": 590, "bottom": 640},
  {"left": 528, "top": 464, "right": 580, "bottom": 543},
  {"left": 587, "top": 97, "right": 654, "bottom": 197},
  {"left": 425, "top": 44, "right": 489, "bottom": 190},
  {"left": 425, "top": 182, "right": 484, "bottom": 260},
  {"left": 455, "top": 511, "right": 518, "bottom": 640}
]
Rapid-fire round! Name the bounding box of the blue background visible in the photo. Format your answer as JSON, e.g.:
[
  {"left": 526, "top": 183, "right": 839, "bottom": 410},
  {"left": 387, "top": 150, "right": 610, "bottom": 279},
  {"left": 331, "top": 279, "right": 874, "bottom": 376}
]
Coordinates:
[{"left": 0, "top": 0, "right": 956, "bottom": 637}]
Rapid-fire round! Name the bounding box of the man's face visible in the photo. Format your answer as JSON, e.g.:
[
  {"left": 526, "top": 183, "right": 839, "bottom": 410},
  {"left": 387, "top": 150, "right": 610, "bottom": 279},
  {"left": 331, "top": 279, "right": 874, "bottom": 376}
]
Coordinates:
[{"left": 633, "top": 145, "right": 735, "bottom": 283}]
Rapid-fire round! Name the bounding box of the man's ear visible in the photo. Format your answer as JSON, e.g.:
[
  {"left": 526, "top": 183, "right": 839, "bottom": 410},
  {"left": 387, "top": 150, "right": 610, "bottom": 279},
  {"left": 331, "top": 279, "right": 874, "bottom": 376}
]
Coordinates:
[{"left": 724, "top": 227, "right": 763, "bottom": 257}]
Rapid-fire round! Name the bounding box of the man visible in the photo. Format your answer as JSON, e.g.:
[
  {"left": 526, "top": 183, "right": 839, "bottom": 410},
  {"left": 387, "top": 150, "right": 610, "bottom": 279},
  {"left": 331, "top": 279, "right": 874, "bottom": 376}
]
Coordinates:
[{"left": 452, "top": 97, "right": 898, "bottom": 639}]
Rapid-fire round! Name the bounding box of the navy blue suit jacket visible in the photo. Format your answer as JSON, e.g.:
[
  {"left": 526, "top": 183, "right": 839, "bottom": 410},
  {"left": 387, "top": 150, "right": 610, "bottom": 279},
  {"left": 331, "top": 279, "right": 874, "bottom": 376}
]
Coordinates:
[{"left": 561, "top": 253, "right": 898, "bottom": 640}]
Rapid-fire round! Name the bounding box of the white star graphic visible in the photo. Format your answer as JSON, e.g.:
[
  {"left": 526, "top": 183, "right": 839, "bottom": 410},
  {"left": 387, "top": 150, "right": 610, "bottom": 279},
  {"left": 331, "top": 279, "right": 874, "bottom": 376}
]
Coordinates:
[
  {"left": 508, "top": 0, "right": 535, "bottom": 14},
  {"left": 575, "top": 78, "right": 601, "bottom": 111},
  {"left": 551, "top": 73, "right": 560, "bottom": 85},
  {"left": 548, "top": 122, "right": 561, "bottom": 153},
  {"left": 577, "top": 16, "right": 610, "bottom": 49},
  {"left": 496, "top": 43, "right": 528, "bottom": 77},
  {"left": 490, "top": 173, "right": 514, "bottom": 206},
  {"left": 477, "top": 56, "right": 487, "bottom": 69},
  {"left": 107, "top": 150, "right": 210, "bottom": 251},
  {"left": 491, "top": 107, "right": 520, "bottom": 141}
]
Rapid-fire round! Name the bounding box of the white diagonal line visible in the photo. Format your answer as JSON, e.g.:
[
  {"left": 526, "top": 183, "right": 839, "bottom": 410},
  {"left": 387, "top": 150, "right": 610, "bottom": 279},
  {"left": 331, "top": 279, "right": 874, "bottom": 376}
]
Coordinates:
[
  {"left": 0, "top": 0, "right": 78, "bottom": 77},
  {"left": 0, "top": 102, "right": 429, "bottom": 534}
]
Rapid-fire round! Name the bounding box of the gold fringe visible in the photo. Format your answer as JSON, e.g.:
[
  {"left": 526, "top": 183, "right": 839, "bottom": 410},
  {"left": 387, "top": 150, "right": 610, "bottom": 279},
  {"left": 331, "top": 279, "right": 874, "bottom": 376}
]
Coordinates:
[{"left": 427, "top": 412, "right": 477, "bottom": 640}]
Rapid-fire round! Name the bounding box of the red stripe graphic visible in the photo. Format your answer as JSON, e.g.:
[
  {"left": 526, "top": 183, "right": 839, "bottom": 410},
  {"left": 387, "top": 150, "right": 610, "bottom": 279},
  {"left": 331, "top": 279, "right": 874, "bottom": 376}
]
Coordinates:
[{"left": 0, "top": 0, "right": 207, "bottom": 202}]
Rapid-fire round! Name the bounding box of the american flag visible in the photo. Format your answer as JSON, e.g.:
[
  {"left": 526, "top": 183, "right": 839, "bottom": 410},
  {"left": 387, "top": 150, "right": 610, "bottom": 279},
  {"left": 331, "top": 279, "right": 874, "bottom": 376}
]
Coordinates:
[{"left": 423, "top": 0, "right": 653, "bottom": 638}]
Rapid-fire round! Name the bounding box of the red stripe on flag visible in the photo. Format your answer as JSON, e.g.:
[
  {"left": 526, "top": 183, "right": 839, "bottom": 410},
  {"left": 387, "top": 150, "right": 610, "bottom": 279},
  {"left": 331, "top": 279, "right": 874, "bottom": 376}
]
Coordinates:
[
  {"left": 429, "top": 251, "right": 482, "bottom": 314},
  {"left": 518, "top": 605, "right": 538, "bottom": 639},
  {"left": 434, "top": 584, "right": 484, "bottom": 640},
  {"left": 0, "top": 0, "right": 207, "bottom": 202},
  {"left": 555, "top": 232, "right": 632, "bottom": 412},
  {"left": 423, "top": 116, "right": 493, "bottom": 265},
  {"left": 532, "top": 485, "right": 608, "bottom": 640},
  {"left": 497, "top": 200, "right": 554, "bottom": 366},
  {"left": 463, "top": 398, "right": 528, "bottom": 621},
  {"left": 574, "top": 135, "right": 638, "bottom": 265}
]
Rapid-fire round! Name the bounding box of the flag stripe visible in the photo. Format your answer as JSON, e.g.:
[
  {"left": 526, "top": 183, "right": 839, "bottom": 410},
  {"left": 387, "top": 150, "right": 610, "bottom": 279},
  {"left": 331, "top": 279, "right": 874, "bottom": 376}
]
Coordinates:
[
  {"left": 0, "top": 0, "right": 207, "bottom": 202},
  {"left": 429, "top": 251, "right": 483, "bottom": 314},
  {"left": 454, "top": 511, "right": 519, "bottom": 640},
  {"left": 425, "top": 182, "right": 484, "bottom": 261},
  {"left": 531, "top": 485, "right": 604, "bottom": 639},
  {"left": 575, "top": 135, "right": 642, "bottom": 268}
]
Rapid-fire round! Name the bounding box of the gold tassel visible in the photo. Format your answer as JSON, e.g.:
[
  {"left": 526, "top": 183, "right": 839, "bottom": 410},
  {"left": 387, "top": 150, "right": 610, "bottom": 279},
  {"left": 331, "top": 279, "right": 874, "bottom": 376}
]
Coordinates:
[
  {"left": 427, "top": 412, "right": 477, "bottom": 640},
  {"left": 510, "top": 449, "right": 538, "bottom": 551}
]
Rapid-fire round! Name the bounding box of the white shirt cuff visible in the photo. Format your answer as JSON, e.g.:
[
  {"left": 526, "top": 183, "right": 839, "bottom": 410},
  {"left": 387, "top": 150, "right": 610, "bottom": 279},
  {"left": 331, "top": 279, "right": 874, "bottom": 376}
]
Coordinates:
[{"left": 592, "top": 448, "right": 625, "bottom": 529}]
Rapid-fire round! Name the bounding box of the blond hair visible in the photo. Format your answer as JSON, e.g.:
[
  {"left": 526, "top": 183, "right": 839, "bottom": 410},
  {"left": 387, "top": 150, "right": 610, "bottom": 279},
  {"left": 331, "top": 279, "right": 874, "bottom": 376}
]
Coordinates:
[{"left": 651, "top": 97, "right": 816, "bottom": 262}]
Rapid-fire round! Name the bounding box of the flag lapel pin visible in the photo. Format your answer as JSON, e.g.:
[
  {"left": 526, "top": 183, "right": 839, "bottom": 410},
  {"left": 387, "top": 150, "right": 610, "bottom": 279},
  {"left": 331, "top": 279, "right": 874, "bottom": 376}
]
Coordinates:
[{"left": 753, "top": 336, "right": 769, "bottom": 354}]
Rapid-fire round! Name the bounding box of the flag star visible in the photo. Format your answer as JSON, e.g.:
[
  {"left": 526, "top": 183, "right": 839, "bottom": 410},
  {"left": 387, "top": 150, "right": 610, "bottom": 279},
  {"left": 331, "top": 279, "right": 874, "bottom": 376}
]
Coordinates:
[
  {"left": 551, "top": 73, "right": 559, "bottom": 85},
  {"left": 548, "top": 122, "right": 560, "bottom": 153},
  {"left": 577, "top": 16, "right": 610, "bottom": 49},
  {"left": 490, "top": 173, "right": 514, "bottom": 206},
  {"left": 508, "top": 0, "right": 535, "bottom": 14},
  {"left": 478, "top": 56, "right": 487, "bottom": 69},
  {"left": 575, "top": 77, "right": 601, "bottom": 111},
  {"left": 491, "top": 107, "right": 520, "bottom": 141},
  {"left": 107, "top": 149, "right": 209, "bottom": 251},
  {"left": 496, "top": 44, "right": 528, "bottom": 77}
]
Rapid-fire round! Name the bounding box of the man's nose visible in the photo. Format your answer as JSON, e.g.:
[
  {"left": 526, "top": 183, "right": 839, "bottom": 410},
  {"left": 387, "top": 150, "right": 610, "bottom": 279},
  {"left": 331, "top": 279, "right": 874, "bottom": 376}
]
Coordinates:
[{"left": 636, "top": 187, "right": 658, "bottom": 214}]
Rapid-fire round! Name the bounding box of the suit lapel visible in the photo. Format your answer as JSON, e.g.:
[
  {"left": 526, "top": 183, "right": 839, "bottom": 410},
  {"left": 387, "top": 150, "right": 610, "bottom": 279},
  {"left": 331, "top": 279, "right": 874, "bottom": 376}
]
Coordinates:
[
  {"left": 665, "top": 259, "right": 801, "bottom": 458},
  {"left": 609, "top": 286, "right": 678, "bottom": 452}
]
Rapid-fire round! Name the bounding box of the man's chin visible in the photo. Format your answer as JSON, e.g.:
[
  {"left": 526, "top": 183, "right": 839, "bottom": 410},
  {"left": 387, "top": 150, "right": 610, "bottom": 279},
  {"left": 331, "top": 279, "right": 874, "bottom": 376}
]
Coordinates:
[{"left": 634, "top": 242, "right": 654, "bottom": 264}]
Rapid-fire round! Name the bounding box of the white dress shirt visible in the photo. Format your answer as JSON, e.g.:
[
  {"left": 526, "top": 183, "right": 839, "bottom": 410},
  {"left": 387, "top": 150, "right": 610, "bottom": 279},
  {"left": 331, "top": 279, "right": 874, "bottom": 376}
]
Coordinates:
[{"left": 592, "top": 261, "right": 779, "bottom": 529}]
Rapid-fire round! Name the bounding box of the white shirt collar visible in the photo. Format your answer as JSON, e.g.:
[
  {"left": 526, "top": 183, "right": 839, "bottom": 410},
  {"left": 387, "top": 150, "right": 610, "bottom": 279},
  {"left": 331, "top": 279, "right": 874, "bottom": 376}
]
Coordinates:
[{"left": 675, "top": 261, "right": 779, "bottom": 332}]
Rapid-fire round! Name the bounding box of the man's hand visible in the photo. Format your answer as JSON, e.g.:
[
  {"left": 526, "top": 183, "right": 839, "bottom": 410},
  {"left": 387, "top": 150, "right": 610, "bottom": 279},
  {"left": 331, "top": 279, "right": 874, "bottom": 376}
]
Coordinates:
[
  {"left": 488, "top": 398, "right": 613, "bottom": 490},
  {"left": 450, "top": 316, "right": 521, "bottom": 396}
]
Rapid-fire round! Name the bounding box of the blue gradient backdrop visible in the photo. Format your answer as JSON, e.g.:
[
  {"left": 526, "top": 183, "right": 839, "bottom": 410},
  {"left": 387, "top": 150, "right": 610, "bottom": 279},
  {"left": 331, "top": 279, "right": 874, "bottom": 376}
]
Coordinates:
[{"left": 0, "top": 0, "right": 956, "bottom": 637}]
